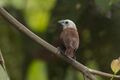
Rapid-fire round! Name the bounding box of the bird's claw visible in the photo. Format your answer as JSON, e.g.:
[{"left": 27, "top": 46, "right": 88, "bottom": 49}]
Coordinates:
[
  {"left": 57, "top": 47, "right": 76, "bottom": 60},
  {"left": 57, "top": 47, "right": 67, "bottom": 56}
]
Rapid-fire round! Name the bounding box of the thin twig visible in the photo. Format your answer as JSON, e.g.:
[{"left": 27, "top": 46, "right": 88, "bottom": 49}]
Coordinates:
[
  {"left": 0, "top": 49, "right": 6, "bottom": 70},
  {"left": 0, "top": 49, "right": 10, "bottom": 80},
  {"left": 0, "top": 7, "right": 120, "bottom": 79},
  {"left": 89, "top": 69, "right": 120, "bottom": 78},
  {"left": 83, "top": 74, "right": 91, "bottom": 80}
]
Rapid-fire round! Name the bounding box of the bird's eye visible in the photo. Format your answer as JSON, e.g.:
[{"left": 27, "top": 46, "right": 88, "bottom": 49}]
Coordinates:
[{"left": 65, "top": 21, "right": 68, "bottom": 24}]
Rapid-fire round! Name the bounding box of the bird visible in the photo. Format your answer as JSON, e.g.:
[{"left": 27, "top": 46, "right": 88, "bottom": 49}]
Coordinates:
[{"left": 58, "top": 19, "right": 79, "bottom": 59}]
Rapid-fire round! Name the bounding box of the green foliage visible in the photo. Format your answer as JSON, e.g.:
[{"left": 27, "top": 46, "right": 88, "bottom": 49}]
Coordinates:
[
  {"left": 0, "top": 0, "right": 25, "bottom": 9},
  {"left": 82, "top": 29, "right": 91, "bottom": 44},
  {"left": 7, "top": 0, "right": 25, "bottom": 9},
  {"left": 0, "top": 23, "right": 23, "bottom": 80},
  {"left": 77, "top": 72, "right": 84, "bottom": 80},
  {"left": 95, "top": 0, "right": 120, "bottom": 14},
  {"left": 95, "top": 0, "right": 110, "bottom": 13},
  {"left": 24, "top": 0, "right": 56, "bottom": 32},
  {"left": 110, "top": 57, "right": 120, "bottom": 80},
  {"left": 111, "top": 58, "right": 120, "bottom": 74},
  {"left": 26, "top": 60, "right": 48, "bottom": 80},
  {"left": 0, "top": 0, "right": 6, "bottom": 7},
  {"left": 109, "top": 0, "right": 120, "bottom": 6},
  {"left": 1, "top": 0, "right": 120, "bottom": 80},
  {"left": 65, "top": 67, "right": 75, "bottom": 80},
  {"left": 86, "top": 60, "right": 99, "bottom": 69}
]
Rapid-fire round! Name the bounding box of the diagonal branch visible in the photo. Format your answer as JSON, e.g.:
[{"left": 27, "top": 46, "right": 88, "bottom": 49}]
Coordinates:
[
  {"left": 0, "top": 7, "right": 120, "bottom": 79},
  {"left": 0, "top": 7, "right": 96, "bottom": 80},
  {"left": 0, "top": 49, "right": 6, "bottom": 70}
]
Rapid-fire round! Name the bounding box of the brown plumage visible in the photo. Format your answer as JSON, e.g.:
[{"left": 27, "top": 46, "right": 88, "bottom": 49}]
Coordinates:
[
  {"left": 58, "top": 19, "right": 79, "bottom": 58},
  {"left": 60, "top": 28, "right": 79, "bottom": 58}
]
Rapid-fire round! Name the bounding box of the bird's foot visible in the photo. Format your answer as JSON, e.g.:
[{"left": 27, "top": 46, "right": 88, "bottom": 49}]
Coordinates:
[
  {"left": 72, "top": 56, "right": 76, "bottom": 60},
  {"left": 57, "top": 47, "right": 76, "bottom": 60},
  {"left": 57, "top": 47, "right": 67, "bottom": 57}
]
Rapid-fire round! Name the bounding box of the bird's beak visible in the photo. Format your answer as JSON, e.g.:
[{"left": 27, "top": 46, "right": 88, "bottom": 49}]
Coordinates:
[{"left": 58, "top": 20, "right": 64, "bottom": 26}]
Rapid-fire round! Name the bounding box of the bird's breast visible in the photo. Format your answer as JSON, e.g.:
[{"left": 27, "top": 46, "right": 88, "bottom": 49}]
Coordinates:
[{"left": 60, "top": 28, "right": 79, "bottom": 49}]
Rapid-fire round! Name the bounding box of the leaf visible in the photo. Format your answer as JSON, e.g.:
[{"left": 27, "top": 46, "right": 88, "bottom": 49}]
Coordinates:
[
  {"left": 111, "top": 58, "right": 120, "bottom": 74},
  {"left": 109, "top": 0, "right": 120, "bottom": 6},
  {"left": 8, "top": 0, "right": 25, "bottom": 9},
  {"left": 24, "top": 0, "right": 56, "bottom": 32},
  {"left": 0, "top": 0, "right": 7, "bottom": 7},
  {"left": 0, "top": 65, "right": 10, "bottom": 80},
  {"left": 95, "top": 0, "right": 110, "bottom": 13},
  {"left": 26, "top": 60, "right": 48, "bottom": 80},
  {"left": 65, "top": 67, "right": 75, "bottom": 80}
]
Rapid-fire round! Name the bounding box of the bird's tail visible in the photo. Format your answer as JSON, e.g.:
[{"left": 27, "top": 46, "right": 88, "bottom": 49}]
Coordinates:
[{"left": 65, "top": 48, "right": 75, "bottom": 58}]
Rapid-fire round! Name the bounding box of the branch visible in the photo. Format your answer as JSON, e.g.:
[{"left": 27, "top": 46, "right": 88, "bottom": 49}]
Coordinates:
[
  {"left": 0, "top": 49, "right": 10, "bottom": 80},
  {"left": 0, "top": 49, "right": 6, "bottom": 70},
  {"left": 83, "top": 74, "right": 91, "bottom": 80},
  {"left": 0, "top": 7, "right": 120, "bottom": 79},
  {"left": 89, "top": 69, "right": 120, "bottom": 78},
  {"left": 0, "top": 7, "right": 96, "bottom": 80}
]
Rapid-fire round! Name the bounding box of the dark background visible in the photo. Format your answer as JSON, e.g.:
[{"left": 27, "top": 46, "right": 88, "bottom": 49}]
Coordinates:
[{"left": 0, "top": 0, "right": 120, "bottom": 80}]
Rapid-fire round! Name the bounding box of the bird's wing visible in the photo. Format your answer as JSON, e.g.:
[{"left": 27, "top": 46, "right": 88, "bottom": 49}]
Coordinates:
[{"left": 60, "top": 29, "right": 79, "bottom": 49}]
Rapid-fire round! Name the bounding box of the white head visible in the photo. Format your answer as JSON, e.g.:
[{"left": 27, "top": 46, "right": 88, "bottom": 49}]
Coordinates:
[{"left": 58, "top": 19, "right": 77, "bottom": 30}]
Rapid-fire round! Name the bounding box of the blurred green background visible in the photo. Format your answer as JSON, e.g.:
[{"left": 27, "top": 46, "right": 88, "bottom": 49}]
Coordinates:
[{"left": 0, "top": 0, "right": 120, "bottom": 80}]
